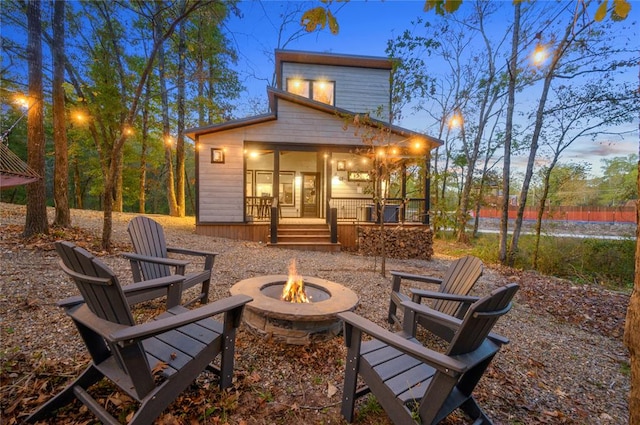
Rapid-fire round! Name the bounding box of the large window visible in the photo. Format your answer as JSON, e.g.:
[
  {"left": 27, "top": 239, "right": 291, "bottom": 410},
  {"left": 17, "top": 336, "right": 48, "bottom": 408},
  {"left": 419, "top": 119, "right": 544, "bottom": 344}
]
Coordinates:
[{"left": 286, "top": 78, "right": 335, "bottom": 106}]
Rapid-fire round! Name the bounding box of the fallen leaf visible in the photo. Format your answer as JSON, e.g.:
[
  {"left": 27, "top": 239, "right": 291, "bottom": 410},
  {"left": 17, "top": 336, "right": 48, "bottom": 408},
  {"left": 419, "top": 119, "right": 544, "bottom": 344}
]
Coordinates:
[{"left": 327, "top": 383, "right": 338, "bottom": 398}]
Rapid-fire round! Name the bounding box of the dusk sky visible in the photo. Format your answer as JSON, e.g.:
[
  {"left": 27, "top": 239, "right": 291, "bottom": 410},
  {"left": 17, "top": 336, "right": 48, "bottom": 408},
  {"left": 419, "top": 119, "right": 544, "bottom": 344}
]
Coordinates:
[{"left": 224, "top": 0, "right": 639, "bottom": 177}]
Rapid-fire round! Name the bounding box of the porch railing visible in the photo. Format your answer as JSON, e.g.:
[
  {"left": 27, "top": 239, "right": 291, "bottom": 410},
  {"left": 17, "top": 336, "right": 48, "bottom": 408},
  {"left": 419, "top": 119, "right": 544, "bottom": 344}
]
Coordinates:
[{"left": 328, "top": 197, "right": 428, "bottom": 223}]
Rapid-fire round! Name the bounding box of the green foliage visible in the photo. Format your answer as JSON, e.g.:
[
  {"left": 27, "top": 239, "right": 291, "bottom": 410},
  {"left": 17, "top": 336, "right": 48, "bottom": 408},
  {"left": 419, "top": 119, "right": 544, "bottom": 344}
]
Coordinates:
[
  {"left": 438, "top": 233, "right": 635, "bottom": 289},
  {"left": 597, "top": 154, "right": 638, "bottom": 206},
  {"left": 356, "top": 395, "right": 383, "bottom": 419}
]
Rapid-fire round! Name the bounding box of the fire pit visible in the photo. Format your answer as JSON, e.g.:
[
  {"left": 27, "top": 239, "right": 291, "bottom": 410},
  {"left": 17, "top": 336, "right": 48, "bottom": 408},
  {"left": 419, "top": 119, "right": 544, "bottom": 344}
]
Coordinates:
[{"left": 230, "top": 270, "right": 359, "bottom": 345}]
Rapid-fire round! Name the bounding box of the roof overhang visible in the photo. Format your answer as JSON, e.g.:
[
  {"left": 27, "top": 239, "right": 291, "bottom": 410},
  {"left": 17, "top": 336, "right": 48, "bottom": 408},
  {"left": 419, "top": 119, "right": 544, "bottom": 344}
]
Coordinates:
[
  {"left": 186, "top": 87, "right": 443, "bottom": 151},
  {"left": 185, "top": 113, "right": 276, "bottom": 140}
]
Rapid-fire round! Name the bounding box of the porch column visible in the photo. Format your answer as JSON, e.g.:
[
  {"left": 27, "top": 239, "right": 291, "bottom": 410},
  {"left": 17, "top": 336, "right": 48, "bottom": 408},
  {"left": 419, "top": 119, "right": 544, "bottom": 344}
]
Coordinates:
[{"left": 424, "top": 153, "right": 430, "bottom": 225}]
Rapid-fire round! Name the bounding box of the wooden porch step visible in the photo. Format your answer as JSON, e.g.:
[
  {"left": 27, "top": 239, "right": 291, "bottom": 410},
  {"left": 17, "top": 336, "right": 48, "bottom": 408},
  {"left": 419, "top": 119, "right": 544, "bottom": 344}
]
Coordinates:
[
  {"left": 267, "top": 224, "right": 341, "bottom": 252},
  {"left": 266, "top": 241, "right": 342, "bottom": 252},
  {"left": 277, "top": 234, "right": 332, "bottom": 243}
]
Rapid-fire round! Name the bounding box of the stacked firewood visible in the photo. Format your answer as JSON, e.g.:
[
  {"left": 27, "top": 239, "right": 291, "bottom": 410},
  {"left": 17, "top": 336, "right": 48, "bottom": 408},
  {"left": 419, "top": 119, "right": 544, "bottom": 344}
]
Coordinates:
[{"left": 357, "top": 226, "right": 434, "bottom": 260}]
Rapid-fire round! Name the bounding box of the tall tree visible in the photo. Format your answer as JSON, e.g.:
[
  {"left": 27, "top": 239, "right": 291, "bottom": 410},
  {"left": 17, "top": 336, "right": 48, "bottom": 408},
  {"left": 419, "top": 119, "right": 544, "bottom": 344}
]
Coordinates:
[
  {"left": 23, "top": 0, "right": 48, "bottom": 237},
  {"left": 625, "top": 124, "right": 640, "bottom": 424},
  {"left": 499, "top": 0, "right": 520, "bottom": 264},
  {"left": 52, "top": 0, "right": 70, "bottom": 227},
  {"left": 453, "top": 1, "right": 504, "bottom": 243},
  {"left": 176, "top": 5, "right": 187, "bottom": 217},
  {"left": 531, "top": 82, "right": 638, "bottom": 266},
  {"left": 155, "top": 1, "right": 179, "bottom": 217}
]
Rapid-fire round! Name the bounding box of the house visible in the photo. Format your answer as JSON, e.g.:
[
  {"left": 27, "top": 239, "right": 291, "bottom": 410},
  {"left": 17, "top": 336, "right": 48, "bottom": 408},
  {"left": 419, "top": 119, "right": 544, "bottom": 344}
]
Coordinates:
[{"left": 186, "top": 50, "right": 442, "bottom": 250}]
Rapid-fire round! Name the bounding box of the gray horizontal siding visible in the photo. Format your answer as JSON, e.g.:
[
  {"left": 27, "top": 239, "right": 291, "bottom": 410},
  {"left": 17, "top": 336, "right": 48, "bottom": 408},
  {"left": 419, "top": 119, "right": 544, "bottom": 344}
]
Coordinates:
[
  {"left": 282, "top": 63, "right": 390, "bottom": 119},
  {"left": 197, "top": 98, "right": 405, "bottom": 223}
]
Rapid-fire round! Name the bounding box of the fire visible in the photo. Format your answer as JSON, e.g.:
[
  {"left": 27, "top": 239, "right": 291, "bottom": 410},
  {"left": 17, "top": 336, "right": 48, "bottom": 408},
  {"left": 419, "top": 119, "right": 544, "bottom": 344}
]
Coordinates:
[{"left": 281, "top": 259, "right": 310, "bottom": 303}]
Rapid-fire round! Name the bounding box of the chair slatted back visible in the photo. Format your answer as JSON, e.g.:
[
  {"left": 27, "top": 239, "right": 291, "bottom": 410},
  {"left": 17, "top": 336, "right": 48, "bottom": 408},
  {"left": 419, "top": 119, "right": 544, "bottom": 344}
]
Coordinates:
[
  {"left": 56, "top": 241, "right": 135, "bottom": 326},
  {"left": 433, "top": 256, "right": 483, "bottom": 317},
  {"left": 127, "top": 216, "right": 171, "bottom": 280},
  {"left": 55, "top": 242, "right": 155, "bottom": 396},
  {"left": 446, "top": 283, "right": 519, "bottom": 356}
]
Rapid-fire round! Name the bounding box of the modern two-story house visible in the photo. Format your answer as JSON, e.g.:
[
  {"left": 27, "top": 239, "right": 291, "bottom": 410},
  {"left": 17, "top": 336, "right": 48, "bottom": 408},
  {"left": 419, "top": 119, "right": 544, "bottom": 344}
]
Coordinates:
[{"left": 186, "top": 49, "right": 442, "bottom": 250}]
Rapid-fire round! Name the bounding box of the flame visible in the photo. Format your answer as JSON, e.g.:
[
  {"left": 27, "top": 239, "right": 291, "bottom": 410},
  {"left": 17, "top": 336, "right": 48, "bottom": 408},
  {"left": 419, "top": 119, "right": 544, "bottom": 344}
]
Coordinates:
[{"left": 281, "top": 259, "right": 310, "bottom": 303}]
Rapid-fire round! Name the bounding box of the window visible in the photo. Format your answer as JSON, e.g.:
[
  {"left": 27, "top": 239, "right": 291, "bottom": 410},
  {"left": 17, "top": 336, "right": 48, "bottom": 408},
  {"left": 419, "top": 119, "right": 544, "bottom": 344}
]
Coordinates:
[
  {"left": 286, "top": 78, "right": 335, "bottom": 106},
  {"left": 287, "top": 79, "right": 309, "bottom": 97},
  {"left": 255, "top": 171, "right": 273, "bottom": 197},
  {"left": 312, "top": 81, "right": 334, "bottom": 105}
]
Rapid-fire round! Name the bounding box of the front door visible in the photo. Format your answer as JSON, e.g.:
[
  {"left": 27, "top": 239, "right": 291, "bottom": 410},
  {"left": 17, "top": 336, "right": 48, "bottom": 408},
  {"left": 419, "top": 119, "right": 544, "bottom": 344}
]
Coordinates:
[{"left": 301, "top": 173, "right": 318, "bottom": 217}]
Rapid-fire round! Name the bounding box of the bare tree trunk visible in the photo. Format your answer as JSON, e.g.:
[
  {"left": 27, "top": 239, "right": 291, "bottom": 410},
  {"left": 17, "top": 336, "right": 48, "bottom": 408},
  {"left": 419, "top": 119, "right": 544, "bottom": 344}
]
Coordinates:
[
  {"left": 114, "top": 151, "right": 123, "bottom": 212},
  {"left": 73, "top": 157, "right": 83, "bottom": 209},
  {"left": 52, "top": 0, "right": 70, "bottom": 227},
  {"left": 156, "top": 2, "right": 178, "bottom": 217},
  {"left": 499, "top": 1, "right": 520, "bottom": 264},
  {"left": 532, "top": 167, "right": 553, "bottom": 269},
  {"left": 138, "top": 78, "right": 152, "bottom": 214},
  {"left": 507, "top": 8, "right": 580, "bottom": 266},
  {"left": 24, "top": 0, "right": 48, "bottom": 237},
  {"left": 176, "top": 15, "right": 186, "bottom": 217},
  {"left": 623, "top": 63, "right": 640, "bottom": 425}
]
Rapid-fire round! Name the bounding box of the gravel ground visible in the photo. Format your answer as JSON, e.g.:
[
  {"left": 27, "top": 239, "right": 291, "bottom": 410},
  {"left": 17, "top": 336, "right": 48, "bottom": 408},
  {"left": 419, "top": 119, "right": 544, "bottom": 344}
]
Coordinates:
[{"left": 0, "top": 203, "right": 631, "bottom": 424}]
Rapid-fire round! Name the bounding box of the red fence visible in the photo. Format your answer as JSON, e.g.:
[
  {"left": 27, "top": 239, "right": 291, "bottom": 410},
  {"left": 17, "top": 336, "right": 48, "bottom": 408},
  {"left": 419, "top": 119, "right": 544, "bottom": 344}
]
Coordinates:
[{"left": 478, "top": 206, "right": 637, "bottom": 224}]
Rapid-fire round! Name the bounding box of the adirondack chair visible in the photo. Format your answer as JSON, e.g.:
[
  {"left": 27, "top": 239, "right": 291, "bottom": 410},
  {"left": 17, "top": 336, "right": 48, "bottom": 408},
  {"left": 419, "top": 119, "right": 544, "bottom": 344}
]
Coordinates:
[
  {"left": 124, "top": 216, "right": 216, "bottom": 306},
  {"left": 340, "top": 283, "right": 519, "bottom": 425},
  {"left": 26, "top": 241, "right": 251, "bottom": 425},
  {"left": 388, "top": 255, "right": 483, "bottom": 340}
]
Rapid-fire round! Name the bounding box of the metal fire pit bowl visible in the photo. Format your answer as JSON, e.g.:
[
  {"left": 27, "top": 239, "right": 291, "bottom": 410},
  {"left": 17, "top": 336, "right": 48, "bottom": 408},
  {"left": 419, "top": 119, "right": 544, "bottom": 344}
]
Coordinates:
[{"left": 230, "top": 275, "right": 359, "bottom": 345}]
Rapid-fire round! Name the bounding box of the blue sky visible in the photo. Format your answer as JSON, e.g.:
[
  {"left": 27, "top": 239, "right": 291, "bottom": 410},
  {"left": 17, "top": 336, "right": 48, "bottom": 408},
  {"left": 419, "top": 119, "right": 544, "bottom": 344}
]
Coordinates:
[{"left": 224, "top": 0, "right": 639, "bottom": 177}]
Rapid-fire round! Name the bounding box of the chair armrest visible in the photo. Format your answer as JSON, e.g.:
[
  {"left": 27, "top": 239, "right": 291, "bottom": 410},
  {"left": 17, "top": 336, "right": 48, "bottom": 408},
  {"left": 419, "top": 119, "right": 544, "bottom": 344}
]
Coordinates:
[
  {"left": 67, "top": 304, "right": 130, "bottom": 336},
  {"left": 390, "top": 270, "right": 443, "bottom": 286},
  {"left": 338, "top": 311, "right": 467, "bottom": 376},
  {"left": 122, "top": 252, "right": 190, "bottom": 269},
  {"left": 167, "top": 247, "right": 217, "bottom": 259},
  {"left": 110, "top": 294, "right": 253, "bottom": 343},
  {"left": 58, "top": 275, "right": 185, "bottom": 309},
  {"left": 402, "top": 299, "right": 464, "bottom": 331},
  {"left": 409, "top": 288, "right": 479, "bottom": 304},
  {"left": 402, "top": 300, "right": 509, "bottom": 345}
]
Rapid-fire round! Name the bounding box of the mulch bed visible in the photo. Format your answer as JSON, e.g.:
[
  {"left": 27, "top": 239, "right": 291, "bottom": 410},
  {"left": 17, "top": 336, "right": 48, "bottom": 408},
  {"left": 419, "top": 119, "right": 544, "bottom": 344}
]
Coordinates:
[{"left": 0, "top": 209, "right": 631, "bottom": 425}]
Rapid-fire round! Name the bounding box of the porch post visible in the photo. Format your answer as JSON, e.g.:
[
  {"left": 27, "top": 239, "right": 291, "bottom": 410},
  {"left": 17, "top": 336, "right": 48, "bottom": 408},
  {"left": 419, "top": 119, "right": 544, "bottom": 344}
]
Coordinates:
[
  {"left": 330, "top": 207, "right": 338, "bottom": 243},
  {"left": 401, "top": 162, "right": 407, "bottom": 223},
  {"left": 424, "top": 153, "right": 431, "bottom": 225}
]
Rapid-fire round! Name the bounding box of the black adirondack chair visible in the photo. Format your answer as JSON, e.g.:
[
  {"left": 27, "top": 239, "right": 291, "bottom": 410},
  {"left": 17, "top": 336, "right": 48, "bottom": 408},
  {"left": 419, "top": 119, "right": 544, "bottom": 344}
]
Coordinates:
[
  {"left": 26, "top": 241, "right": 251, "bottom": 425},
  {"left": 340, "top": 283, "right": 519, "bottom": 425},
  {"left": 388, "top": 255, "right": 483, "bottom": 339},
  {"left": 124, "top": 216, "right": 216, "bottom": 305}
]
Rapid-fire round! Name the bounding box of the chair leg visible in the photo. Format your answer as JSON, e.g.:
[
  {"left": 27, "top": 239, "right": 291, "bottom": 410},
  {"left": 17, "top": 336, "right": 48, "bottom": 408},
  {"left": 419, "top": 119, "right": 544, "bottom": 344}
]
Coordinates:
[
  {"left": 341, "top": 325, "right": 362, "bottom": 423},
  {"left": 460, "top": 397, "right": 493, "bottom": 425},
  {"left": 201, "top": 278, "right": 211, "bottom": 305},
  {"left": 25, "top": 365, "right": 103, "bottom": 423}
]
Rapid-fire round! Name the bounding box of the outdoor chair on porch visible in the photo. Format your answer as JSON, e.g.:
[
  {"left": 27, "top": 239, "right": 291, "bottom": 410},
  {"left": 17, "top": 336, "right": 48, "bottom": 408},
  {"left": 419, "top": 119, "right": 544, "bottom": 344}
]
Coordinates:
[
  {"left": 26, "top": 241, "right": 251, "bottom": 425},
  {"left": 124, "top": 216, "right": 216, "bottom": 306},
  {"left": 388, "top": 255, "right": 483, "bottom": 340},
  {"left": 339, "top": 283, "right": 519, "bottom": 425}
]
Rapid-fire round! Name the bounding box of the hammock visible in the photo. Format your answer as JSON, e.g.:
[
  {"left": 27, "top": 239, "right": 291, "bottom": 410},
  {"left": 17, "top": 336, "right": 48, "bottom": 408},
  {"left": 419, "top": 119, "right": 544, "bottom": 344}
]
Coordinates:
[{"left": 0, "top": 142, "right": 41, "bottom": 189}]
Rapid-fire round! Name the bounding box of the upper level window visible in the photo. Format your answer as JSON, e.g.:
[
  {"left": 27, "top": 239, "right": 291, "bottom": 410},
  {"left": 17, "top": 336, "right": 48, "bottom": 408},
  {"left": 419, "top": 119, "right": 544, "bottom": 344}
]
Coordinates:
[
  {"left": 286, "top": 78, "right": 335, "bottom": 106},
  {"left": 287, "top": 79, "right": 309, "bottom": 97}
]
